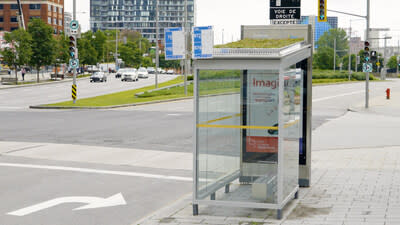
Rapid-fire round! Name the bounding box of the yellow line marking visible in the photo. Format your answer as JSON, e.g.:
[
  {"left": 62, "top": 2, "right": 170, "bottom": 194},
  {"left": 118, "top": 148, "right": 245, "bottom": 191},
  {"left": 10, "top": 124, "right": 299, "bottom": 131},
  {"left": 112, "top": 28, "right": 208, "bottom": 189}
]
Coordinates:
[
  {"left": 197, "top": 124, "right": 278, "bottom": 130},
  {"left": 204, "top": 113, "right": 242, "bottom": 124}
]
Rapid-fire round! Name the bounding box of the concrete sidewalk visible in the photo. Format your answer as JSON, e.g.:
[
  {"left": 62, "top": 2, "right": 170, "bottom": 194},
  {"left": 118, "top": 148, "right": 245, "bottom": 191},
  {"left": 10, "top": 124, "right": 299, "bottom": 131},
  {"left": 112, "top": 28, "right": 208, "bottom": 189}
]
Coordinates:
[{"left": 135, "top": 92, "right": 400, "bottom": 225}]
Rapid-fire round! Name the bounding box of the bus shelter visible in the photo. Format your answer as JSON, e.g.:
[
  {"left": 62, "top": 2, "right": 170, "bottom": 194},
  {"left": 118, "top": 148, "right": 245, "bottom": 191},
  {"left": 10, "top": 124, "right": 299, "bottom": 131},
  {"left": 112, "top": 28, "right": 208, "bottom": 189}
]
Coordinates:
[{"left": 193, "top": 41, "right": 312, "bottom": 219}]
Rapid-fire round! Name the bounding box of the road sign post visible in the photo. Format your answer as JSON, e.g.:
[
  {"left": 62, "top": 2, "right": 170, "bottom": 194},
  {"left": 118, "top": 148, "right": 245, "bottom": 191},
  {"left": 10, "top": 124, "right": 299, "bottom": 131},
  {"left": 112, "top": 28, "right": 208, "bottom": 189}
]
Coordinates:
[{"left": 69, "top": 17, "right": 79, "bottom": 104}]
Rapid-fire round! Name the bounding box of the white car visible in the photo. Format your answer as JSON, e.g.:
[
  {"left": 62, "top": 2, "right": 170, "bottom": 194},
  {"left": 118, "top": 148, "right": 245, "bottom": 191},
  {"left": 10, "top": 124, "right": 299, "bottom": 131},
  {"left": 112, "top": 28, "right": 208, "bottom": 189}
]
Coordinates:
[
  {"left": 166, "top": 69, "right": 174, "bottom": 75},
  {"left": 90, "top": 72, "right": 107, "bottom": 82},
  {"left": 121, "top": 68, "right": 139, "bottom": 82},
  {"left": 157, "top": 68, "right": 166, "bottom": 74},
  {"left": 115, "top": 68, "right": 131, "bottom": 78},
  {"left": 138, "top": 67, "right": 149, "bottom": 78}
]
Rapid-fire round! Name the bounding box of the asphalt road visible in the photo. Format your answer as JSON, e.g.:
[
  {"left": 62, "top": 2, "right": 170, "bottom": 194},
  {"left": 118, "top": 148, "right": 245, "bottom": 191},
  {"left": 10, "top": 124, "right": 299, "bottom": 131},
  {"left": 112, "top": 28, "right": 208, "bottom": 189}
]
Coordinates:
[
  {"left": 0, "top": 73, "right": 179, "bottom": 110},
  {"left": 0, "top": 78, "right": 399, "bottom": 225}
]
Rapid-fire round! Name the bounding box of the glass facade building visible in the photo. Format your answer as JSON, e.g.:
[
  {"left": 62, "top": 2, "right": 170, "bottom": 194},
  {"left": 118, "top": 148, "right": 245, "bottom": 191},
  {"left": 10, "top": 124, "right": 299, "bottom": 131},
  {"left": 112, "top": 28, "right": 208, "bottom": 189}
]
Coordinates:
[
  {"left": 90, "top": 0, "right": 194, "bottom": 42},
  {"left": 298, "top": 16, "right": 338, "bottom": 49}
]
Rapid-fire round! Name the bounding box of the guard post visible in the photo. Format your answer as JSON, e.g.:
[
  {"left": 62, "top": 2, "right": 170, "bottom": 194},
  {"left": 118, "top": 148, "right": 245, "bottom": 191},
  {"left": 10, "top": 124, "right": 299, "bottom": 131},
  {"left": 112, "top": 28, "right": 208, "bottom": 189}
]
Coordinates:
[{"left": 192, "top": 28, "right": 312, "bottom": 219}]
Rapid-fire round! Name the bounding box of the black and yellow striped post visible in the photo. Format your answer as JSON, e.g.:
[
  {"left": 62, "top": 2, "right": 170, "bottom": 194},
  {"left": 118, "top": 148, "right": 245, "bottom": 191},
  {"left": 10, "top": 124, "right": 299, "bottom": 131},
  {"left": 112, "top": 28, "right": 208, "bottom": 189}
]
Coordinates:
[{"left": 72, "top": 84, "right": 77, "bottom": 101}]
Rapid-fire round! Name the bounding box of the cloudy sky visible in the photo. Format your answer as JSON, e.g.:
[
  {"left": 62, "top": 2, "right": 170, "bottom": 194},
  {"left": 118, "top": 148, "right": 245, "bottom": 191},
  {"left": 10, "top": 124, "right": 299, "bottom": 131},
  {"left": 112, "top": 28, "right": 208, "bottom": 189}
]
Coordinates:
[{"left": 65, "top": 0, "right": 400, "bottom": 46}]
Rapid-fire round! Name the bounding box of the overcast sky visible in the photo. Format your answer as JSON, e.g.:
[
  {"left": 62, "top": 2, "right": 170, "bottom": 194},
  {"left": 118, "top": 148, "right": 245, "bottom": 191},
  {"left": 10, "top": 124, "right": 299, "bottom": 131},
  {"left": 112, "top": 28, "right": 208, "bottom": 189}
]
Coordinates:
[{"left": 65, "top": 0, "right": 400, "bottom": 46}]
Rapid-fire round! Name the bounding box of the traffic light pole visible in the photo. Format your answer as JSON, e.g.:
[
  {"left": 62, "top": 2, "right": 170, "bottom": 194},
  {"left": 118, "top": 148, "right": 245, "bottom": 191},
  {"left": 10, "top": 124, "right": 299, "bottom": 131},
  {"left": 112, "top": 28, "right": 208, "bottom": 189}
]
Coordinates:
[
  {"left": 327, "top": 0, "right": 370, "bottom": 108},
  {"left": 366, "top": 0, "right": 370, "bottom": 109},
  {"left": 155, "top": 0, "right": 159, "bottom": 89},
  {"left": 73, "top": 0, "right": 77, "bottom": 104}
]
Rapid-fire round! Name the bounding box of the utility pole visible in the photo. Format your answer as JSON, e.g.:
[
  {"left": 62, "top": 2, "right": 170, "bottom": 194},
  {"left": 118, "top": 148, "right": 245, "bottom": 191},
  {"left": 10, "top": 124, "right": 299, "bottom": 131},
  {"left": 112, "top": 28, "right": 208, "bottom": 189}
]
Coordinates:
[
  {"left": 334, "top": 38, "right": 336, "bottom": 71},
  {"left": 115, "top": 28, "right": 118, "bottom": 71},
  {"left": 73, "top": 0, "right": 77, "bottom": 104},
  {"left": 184, "top": 0, "right": 188, "bottom": 95},
  {"left": 155, "top": 0, "right": 159, "bottom": 88},
  {"left": 397, "top": 40, "right": 399, "bottom": 77},
  {"left": 365, "top": 0, "right": 370, "bottom": 109},
  {"left": 382, "top": 35, "right": 387, "bottom": 80},
  {"left": 348, "top": 25, "right": 352, "bottom": 81}
]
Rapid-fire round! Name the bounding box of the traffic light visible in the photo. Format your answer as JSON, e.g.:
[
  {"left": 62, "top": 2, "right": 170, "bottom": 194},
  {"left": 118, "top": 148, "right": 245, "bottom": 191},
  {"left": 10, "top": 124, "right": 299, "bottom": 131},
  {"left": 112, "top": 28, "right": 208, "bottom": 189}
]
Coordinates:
[
  {"left": 364, "top": 41, "right": 370, "bottom": 52},
  {"left": 318, "top": 0, "right": 327, "bottom": 22},
  {"left": 69, "top": 35, "right": 76, "bottom": 59},
  {"left": 364, "top": 41, "right": 370, "bottom": 62},
  {"left": 370, "top": 51, "right": 377, "bottom": 62}
]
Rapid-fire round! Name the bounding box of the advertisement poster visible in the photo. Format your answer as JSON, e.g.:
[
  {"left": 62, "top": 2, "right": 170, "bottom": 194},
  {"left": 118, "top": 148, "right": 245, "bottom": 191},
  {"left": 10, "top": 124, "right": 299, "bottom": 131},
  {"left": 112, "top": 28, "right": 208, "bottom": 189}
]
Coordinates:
[{"left": 246, "top": 71, "right": 279, "bottom": 153}]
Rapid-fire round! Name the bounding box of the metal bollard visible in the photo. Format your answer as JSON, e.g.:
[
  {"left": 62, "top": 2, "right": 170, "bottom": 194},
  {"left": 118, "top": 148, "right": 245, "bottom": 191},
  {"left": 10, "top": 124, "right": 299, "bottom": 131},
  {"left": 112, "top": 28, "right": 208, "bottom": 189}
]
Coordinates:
[{"left": 386, "top": 88, "right": 390, "bottom": 100}]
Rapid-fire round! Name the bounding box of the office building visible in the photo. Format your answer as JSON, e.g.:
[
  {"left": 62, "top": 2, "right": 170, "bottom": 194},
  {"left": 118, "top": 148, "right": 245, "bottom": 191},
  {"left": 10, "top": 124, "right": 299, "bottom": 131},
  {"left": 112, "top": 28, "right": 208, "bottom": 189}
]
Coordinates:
[
  {"left": 90, "top": 0, "right": 194, "bottom": 42},
  {"left": 0, "top": 0, "right": 64, "bottom": 33},
  {"left": 298, "top": 15, "right": 338, "bottom": 49},
  {"left": 349, "top": 37, "right": 363, "bottom": 55},
  {"left": 64, "top": 11, "right": 71, "bottom": 34}
]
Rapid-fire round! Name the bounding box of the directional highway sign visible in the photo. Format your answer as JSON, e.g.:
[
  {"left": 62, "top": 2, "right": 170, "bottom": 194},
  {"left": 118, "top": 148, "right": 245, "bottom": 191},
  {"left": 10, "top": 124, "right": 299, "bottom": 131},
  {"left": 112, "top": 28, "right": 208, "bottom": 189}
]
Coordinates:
[
  {"left": 192, "top": 26, "right": 213, "bottom": 59},
  {"left": 270, "top": 0, "right": 301, "bottom": 20},
  {"left": 363, "top": 63, "right": 373, "bottom": 73},
  {"left": 165, "top": 27, "right": 185, "bottom": 60}
]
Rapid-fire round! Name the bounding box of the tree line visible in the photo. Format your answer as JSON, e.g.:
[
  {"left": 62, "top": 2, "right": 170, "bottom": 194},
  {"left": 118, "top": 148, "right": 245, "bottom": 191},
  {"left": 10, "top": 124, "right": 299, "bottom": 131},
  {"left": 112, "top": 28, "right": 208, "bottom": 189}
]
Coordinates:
[
  {"left": 312, "top": 28, "right": 398, "bottom": 72},
  {"left": 1, "top": 18, "right": 181, "bottom": 83}
]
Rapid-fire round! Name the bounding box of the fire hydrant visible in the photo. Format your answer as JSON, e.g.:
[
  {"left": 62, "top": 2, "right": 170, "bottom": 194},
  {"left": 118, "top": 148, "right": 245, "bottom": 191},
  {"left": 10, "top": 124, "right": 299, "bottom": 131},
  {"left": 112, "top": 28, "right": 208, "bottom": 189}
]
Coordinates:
[{"left": 386, "top": 88, "right": 391, "bottom": 100}]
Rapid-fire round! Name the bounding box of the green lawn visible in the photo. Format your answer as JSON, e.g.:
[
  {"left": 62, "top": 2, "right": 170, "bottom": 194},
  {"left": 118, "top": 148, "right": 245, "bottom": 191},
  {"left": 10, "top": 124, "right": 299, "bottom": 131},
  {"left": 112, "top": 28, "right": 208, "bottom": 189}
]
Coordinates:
[{"left": 47, "top": 76, "right": 185, "bottom": 107}]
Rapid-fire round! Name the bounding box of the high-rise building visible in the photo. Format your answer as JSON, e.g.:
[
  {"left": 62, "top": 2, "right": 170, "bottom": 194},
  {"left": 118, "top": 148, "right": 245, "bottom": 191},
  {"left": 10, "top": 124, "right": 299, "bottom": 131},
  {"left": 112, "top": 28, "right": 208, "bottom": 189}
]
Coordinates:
[
  {"left": 298, "top": 15, "right": 338, "bottom": 49},
  {"left": 64, "top": 11, "right": 71, "bottom": 34},
  {"left": 0, "top": 0, "right": 64, "bottom": 33},
  {"left": 349, "top": 37, "right": 363, "bottom": 55},
  {"left": 90, "top": 0, "right": 194, "bottom": 43}
]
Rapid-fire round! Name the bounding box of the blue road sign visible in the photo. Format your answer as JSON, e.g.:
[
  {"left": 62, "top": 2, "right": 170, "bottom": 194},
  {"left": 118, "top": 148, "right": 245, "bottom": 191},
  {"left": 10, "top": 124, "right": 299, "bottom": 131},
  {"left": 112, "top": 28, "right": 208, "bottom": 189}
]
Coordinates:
[
  {"left": 193, "top": 26, "right": 213, "bottom": 59},
  {"left": 165, "top": 27, "right": 185, "bottom": 60},
  {"left": 363, "top": 63, "right": 372, "bottom": 73}
]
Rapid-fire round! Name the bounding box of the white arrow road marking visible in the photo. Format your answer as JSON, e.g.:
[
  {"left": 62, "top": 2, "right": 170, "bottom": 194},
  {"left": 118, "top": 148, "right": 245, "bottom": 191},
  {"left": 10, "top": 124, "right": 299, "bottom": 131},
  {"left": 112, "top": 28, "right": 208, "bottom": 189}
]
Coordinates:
[{"left": 7, "top": 193, "right": 126, "bottom": 216}]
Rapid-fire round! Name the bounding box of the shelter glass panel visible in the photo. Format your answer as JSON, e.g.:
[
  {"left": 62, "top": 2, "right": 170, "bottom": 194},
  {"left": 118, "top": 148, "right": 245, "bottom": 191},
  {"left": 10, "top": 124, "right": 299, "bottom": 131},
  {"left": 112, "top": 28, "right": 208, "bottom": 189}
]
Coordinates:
[{"left": 282, "top": 67, "right": 302, "bottom": 198}]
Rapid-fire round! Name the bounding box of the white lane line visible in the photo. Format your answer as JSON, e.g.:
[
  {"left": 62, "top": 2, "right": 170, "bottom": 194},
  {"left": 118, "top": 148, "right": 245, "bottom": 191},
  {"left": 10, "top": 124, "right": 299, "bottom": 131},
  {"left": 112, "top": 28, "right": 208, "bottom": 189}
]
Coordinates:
[
  {"left": 0, "top": 163, "right": 192, "bottom": 182},
  {"left": 312, "top": 91, "right": 364, "bottom": 103}
]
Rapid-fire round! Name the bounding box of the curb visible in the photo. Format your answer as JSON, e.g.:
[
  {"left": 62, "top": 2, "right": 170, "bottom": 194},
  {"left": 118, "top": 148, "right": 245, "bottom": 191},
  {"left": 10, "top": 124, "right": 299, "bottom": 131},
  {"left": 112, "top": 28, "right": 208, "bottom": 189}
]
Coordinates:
[
  {"left": 0, "top": 76, "right": 91, "bottom": 90},
  {"left": 29, "top": 96, "right": 194, "bottom": 110}
]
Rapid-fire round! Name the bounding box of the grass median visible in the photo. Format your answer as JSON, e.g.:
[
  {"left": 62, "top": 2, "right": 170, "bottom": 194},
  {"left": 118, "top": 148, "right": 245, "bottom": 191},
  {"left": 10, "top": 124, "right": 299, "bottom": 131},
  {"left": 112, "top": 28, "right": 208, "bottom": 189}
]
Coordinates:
[{"left": 46, "top": 76, "right": 186, "bottom": 107}]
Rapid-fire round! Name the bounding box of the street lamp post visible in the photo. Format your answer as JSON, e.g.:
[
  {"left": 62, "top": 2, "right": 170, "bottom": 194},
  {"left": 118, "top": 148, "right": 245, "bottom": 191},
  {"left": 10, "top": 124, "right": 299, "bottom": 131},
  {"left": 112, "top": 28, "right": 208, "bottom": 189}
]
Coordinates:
[{"left": 155, "top": 0, "right": 159, "bottom": 88}]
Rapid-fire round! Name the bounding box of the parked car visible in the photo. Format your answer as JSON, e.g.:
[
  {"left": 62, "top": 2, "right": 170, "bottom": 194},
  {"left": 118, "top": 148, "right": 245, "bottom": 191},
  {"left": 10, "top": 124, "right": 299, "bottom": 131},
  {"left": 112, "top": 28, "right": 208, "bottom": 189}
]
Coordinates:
[
  {"left": 115, "top": 68, "right": 130, "bottom": 78},
  {"left": 90, "top": 72, "right": 107, "bottom": 82},
  {"left": 121, "top": 68, "right": 139, "bottom": 82},
  {"left": 146, "top": 67, "right": 155, "bottom": 74},
  {"left": 138, "top": 67, "right": 149, "bottom": 78},
  {"left": 166, "top": 69, "right": 174, "bottom": 75}
]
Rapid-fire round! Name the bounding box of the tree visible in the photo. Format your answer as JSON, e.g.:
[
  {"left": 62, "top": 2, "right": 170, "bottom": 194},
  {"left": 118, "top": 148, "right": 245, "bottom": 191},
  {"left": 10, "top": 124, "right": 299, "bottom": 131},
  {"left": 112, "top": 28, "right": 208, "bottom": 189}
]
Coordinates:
[
  {"left": 78, "top": 38, "right": 98, "bottom": 66},
  {"left": 317, "top": 28, "right": 348, "bottom": 58},
  {"left": 118, "top": 42, "right": 142, "bottom": 67},
  {"left": 313, "top": 47, "right": 338, "bottom": 70},
  {"left": 93, "top": 30, "right": 107, "bottom": 62},
  {"left": 54, "top": 33, "right": 69, "bottom": 75},
  {"left": 28, "top": 18, "right": 56, "bottom": 83},
  {"left": 159, "top": 54, "right": 180, "bottom": 69},
  {"left": 387, "top": 56, "right": 398, "bottom": 69},
  {"left": 342, "top": 54, "right": 356, "bottom": 71},
  {"left": 0, "top": 29, "right": 32, "bottom": 84}
]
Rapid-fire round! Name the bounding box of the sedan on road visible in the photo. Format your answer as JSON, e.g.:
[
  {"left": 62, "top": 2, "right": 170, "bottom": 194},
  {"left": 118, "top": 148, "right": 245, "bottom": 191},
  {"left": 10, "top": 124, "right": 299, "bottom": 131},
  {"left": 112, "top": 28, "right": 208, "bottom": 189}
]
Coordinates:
[
  {"left": 115, "top": 68, "right": 130, "bottom": 78},
  {"left": 138, "top": 67, "right": 149, "bottom": 78},
  {"left": 121, "top": 68, "right": 139, "bottom": 82},
  {"left": 166, "top": 69, "right": 174, "bottom": 75},
  {"left": 90, "top": 72, "right": 107, "bottom": 82}
]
